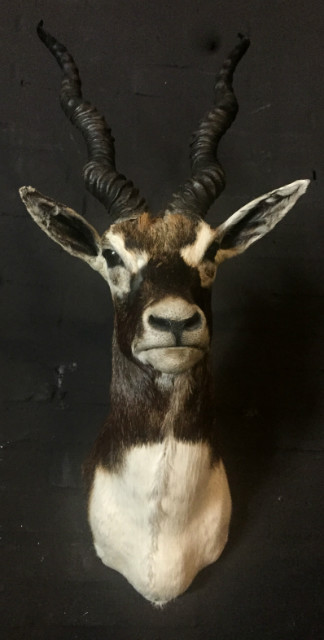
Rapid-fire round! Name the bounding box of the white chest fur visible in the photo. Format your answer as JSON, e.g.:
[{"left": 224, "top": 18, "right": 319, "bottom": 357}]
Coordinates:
[{"left": 88, "top": 437, "right": 231, "bottom": 605}]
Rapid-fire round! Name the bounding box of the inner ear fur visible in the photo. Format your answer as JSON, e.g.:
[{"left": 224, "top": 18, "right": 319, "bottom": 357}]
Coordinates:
[
  {"left": 19, "top": 186, "right": 101, "bottom": 260},
  {"left": 214, "top": 179, "right": 310, "bottom": 262}
]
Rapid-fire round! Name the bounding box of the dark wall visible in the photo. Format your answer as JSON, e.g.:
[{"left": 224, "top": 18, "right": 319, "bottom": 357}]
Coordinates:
[{"left": 1, "top": 1, "right": 323, "bottom": 638}]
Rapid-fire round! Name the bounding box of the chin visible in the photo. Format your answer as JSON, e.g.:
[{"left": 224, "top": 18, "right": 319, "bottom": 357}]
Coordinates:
[{"left": 135, "top": 346, "right": 206, "bottom": 374}]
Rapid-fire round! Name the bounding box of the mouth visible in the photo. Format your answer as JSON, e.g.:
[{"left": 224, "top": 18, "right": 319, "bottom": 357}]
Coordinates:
[{"left": 134, "top": 346, "right": 206, "bottom": 374}]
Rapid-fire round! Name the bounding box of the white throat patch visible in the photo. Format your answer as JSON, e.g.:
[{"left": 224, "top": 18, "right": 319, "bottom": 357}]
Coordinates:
[{"left": 88, "top": 438, "right": 231, "bottom": 605}]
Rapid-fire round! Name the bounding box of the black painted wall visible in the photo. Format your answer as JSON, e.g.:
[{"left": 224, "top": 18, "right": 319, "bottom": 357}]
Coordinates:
[{"left": 1, "top": 1, "right": 323, "bottom": 638}]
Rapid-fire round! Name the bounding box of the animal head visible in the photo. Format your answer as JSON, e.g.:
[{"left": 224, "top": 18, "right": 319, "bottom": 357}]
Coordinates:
[{"left": 20, "top": 23, "right": 309, "bottom": 376}]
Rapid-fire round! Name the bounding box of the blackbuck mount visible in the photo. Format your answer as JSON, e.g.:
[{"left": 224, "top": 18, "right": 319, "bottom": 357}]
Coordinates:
[{"left": 19, "top": 22, "right": 309, "bottom": 605}]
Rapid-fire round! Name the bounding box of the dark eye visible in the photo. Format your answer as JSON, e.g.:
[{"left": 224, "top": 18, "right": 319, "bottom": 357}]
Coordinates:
[
  {"left": 203, "top": 240, "right": 219, "bottom": 262},
  {"left": 102, "top": 248, "right": 124, "bottom": 268}
]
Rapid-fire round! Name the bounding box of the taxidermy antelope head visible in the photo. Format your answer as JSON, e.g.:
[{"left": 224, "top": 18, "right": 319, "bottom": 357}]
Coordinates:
[{"left": 20, "top": 22, "right": 309, "bottom": 605}]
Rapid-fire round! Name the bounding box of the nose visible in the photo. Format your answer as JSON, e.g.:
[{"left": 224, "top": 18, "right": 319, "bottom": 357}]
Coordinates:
[{"left": 148, "top": 311, "right": 202, "bottom": 346}]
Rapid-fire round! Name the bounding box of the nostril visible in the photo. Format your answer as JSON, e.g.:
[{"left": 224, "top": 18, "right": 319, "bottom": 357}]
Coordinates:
[
  {"left": 148, "top": 312, "right": 202, "bottom": 334},
  {"left": 148, "top": 315, "right": 172, "bottom": 331},
  {"left": 182, "top": 311, "right": 201, "bottom": 331}
]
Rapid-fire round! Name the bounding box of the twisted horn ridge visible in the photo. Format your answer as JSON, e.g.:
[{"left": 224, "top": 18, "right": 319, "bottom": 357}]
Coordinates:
[
  {"left": 167, "top": 35, "right": 250, "bottom": 219},
  {"left": 37, "top": 21, "right": 148, "bottom": 221}
]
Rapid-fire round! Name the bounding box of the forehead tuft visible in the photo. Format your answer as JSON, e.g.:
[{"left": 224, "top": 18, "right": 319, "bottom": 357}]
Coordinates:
[{"left": 113, "top": 213, "right": 200, "bottom": 254}]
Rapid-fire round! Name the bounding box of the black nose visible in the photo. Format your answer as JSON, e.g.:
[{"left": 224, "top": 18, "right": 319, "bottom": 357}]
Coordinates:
[{"left": 148, "top": 311, "right": 201, "bottom": 345}]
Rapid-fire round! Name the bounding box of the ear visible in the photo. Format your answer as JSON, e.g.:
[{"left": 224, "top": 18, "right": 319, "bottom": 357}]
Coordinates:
[
  {"left": 214, "top": 179, "right": 310, "bottom": 262},
  {"left": 19, "top": 186, "right": 102, "bottom": 267}
]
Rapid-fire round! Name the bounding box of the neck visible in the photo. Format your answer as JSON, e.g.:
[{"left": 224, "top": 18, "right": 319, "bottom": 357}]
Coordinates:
[{"left": 83, "top": 332, "right": 219, "bottom": 487}]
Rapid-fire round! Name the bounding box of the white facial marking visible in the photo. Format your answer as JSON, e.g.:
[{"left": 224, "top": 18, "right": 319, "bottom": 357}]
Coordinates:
[
  {"left": 101, "top": 229, "right": 149, "bottom": 297},
  {"left": 88, "top": 438, "right": 231, "bottom": 605},
  {"left": 102, "top": 229, "right": 149, "bottom": 272},
  {"left": 181, "top": 221, "right": 218, "bottom": 287},
  {"left": 87, "top": 254, "right": 110, "bottom": 281},
  {"left": 181, "top": 221, "right": 216, "bottom": 266}
]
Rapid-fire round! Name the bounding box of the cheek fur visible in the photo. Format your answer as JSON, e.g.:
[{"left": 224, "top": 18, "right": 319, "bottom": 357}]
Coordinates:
[
  {"left": 108, "top": 267, "right": 132, "bottom": 297},
  {"left": 113, "top": 299, "right": 145, "bottom": 361}
]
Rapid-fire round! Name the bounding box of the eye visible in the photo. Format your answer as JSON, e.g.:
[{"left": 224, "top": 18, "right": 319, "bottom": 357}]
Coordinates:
[
  {"left": 202, "top": 240, "right": 219, "bottom": 262},
  {"left": 102, "top": 248, "right": 125, "bottom": 268}
]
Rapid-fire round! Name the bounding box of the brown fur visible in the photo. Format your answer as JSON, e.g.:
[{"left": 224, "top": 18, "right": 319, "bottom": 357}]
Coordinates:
[{"left": 114, "top": 213, "right": 199, "bottom": 256}]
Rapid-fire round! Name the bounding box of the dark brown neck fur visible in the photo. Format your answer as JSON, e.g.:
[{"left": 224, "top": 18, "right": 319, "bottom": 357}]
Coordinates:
[{"left": 83, "top": 332, "right": 219, "bottom": 492}]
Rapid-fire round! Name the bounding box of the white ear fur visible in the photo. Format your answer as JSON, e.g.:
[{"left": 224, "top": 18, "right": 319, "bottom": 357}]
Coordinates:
[
  {"left": 19, "top": 186, "right": 104, "bottom": 272},
  {"left": 215, "top": 179, "right": 310, "bottom": 262}
]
